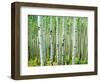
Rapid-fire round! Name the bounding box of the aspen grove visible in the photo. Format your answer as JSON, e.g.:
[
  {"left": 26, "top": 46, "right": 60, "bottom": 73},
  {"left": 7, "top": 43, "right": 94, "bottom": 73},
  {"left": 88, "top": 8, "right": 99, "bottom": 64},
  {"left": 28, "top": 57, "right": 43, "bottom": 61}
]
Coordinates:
[{"left": 28, "top": 15, "right": 88, "bottom": 66}]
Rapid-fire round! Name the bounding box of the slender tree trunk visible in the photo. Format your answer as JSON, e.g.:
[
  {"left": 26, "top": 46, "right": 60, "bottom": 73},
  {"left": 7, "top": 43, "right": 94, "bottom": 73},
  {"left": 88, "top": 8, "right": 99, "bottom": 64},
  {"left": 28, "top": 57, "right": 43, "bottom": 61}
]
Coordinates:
[
  {"left": 83, "top": 22, "right": 87, "bottom": 63},
  {"left": 41, "top": 17, "right": 46, "bottom": 65},
  {"left": 81, "top": 28, "right": 83, "bottom": 63},
  {"left": 43, "top": 17, "right": 46, "bottom": 65},
  {"left": 85, "top": 27, "right": 88, "bottom": 63},
  {"left": 50, "top": 16, "right": 54, "bottom": 65},
  {"left": 37, "top": 16, "right": 44, "bottom": 66},
  {"left": 72, "top": 17, "right": 77, "bottom": 64},
  {"left": 61, "top": 17, "right": 65, "bottom": 64},
  {"left": 82, "top": 19, "right": 86, "bottom": 63},
  {"left": 78, "top": 30, "right": 81, "bottom": 64},
  {"left": 80, "top": 20, "right": 84, "bottom": 63},
  {"left": 56, "top": 17, "right": 59, "bottom": 64},
  {"left": 77, "top": 21, "right": 80, "bottom": 64},
  {"left": 67, "top": 25, "right": 70, "bottom": 64}
]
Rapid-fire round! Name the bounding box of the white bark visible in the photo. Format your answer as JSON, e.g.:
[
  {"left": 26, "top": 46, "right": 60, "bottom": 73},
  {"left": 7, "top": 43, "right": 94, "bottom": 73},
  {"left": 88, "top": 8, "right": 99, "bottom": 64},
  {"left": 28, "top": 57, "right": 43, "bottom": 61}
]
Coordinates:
[
  {"left": 50, "top": 17, "right": 54, "bottom": 65},
  {"left": 43, "top": 17, "right": 46, "bottom": 65},
  {"left": 61, "top": 17, "right": 65, "bottom": 64},
  {"left": 56, "top": 17, "right": 59, "bottom": 64},
  {"left": 72, "top": 17, "right": 77, "bottom": 64},
  {"left": 37, "top": 16, "right": 44, "bottom": 66}
]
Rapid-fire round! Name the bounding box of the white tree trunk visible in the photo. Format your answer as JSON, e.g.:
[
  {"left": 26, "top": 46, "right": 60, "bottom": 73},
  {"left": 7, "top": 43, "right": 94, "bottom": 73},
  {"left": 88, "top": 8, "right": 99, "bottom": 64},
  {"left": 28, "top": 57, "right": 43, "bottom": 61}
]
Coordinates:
[
  {"left": 56, "top": 17, "right": 59, "bottom": 64},
  {"left": 61, "top": 17, "right": 65, "bottom": 64},
  {"left": 37, "top": 16, "right": 44, "bottom": 66},
  {"left": 50, "top": 16, "right": 54, "bottom": 65},
  {"left": 43, "top": 17, "right": 46, "bottom": 65},
  {"left": 72, "top": 17, "right": 77, "bottom": 64}
]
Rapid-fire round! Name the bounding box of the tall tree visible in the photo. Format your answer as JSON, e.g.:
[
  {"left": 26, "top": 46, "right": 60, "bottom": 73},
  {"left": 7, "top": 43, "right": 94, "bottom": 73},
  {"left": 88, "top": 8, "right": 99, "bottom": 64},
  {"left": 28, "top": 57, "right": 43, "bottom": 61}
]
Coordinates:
[
  {"left": 37, "top": 16, "right": 44, "bottom": 66},
  {"left": 50, "top": 16, "right": 54, "bottom": 65},
  {"left": 61, "top": 17, "right": 65, "bottom": 64},
  {"left": 72, "top": 17, "right": 77, "bottom": 64},
  {"left": 56, "top": 17, "right": 59, "bottom": 64},
  {"left": 77, "top": 18, "right": 82, "bottom": 64},
  {"left": 43, "top": 16, "right": 47, "bottom": 65}
]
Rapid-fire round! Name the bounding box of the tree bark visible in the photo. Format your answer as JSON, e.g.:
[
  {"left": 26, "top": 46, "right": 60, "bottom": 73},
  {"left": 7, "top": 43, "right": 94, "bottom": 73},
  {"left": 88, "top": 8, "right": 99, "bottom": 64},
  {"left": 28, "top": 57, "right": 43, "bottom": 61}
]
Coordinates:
[
  {"left": 72, "top": 17, "right": 77, "bottom": 64},
  {"left": 37, "top": 16, "right": 44, "bottom": 66},
  {"left": 61, "top": 17, "right": 65, "bottom": 64},
  {"left": 56, "top": 17, "right": 59, "bottom": 64},
  {"left": 50, "top": 16, "right": 54, "bottom": 65},
  {"left": 43, "top": 17, "right": 46, "bottom": 65}
]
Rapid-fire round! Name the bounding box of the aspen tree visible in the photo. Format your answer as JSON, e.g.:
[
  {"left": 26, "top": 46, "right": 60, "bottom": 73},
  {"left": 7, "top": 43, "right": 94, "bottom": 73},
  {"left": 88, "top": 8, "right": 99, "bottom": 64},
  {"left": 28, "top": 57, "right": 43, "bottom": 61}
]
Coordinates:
[
  {"left": 37, "top": 16, "right": 44, "bottom": 66},
  {"left": 49, "top": 16, "right": 54, "bottom": 65},
  {"left": 61, "top": 17, "right": 65, "bottom": 64},
  {"left": 42, "top": 16, "right": 46, "bottom": 65},
  {"left": 56, "top": 17, "right": 59, "bottom": 64},
  {"left": 72, "top": 17, "right": 77, "bottom": 64}
]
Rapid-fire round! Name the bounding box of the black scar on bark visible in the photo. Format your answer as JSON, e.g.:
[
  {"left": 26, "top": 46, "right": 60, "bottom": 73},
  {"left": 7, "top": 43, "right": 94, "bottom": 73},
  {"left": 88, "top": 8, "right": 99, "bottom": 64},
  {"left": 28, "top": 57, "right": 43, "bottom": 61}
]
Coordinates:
[{"left": 62, "top": 43, "right": 64, "bottom": 46}]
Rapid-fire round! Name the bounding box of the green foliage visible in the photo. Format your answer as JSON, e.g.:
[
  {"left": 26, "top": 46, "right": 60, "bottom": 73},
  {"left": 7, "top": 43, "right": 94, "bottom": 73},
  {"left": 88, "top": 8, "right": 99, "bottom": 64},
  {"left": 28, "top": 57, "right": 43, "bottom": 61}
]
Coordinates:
[{"left": 28, "top": 15, "right": 88, "bottom": 66}]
